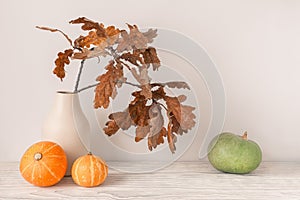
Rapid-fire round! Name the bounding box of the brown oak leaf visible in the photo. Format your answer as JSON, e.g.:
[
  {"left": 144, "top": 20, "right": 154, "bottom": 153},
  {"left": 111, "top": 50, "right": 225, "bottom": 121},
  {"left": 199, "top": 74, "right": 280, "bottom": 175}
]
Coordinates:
[
  {"left": 120, "top": 50, "right": 144, "bottom": 66},
  {"left": 103, "top": 120, "right": 119, "bottom": 136},
  {"left": 142, "top": 29, "right": 158, "bottom": 44},
  {"left": 72, "top": 28, "right": 119, "bottom": 59},
  {"left": 141, "top": 47, "right": 160, "bottom": 71},
  {"left": 176, "top": 95, "right": 187, "bottom": 103},
  {"left": 128, "top": 92, "right": 150, "bottom": 127},
  {"left": 130, "top": 67, "right": 152, "bottom": 99},
  {"left": 53, "top": 49, "right": 73, "bottom": 80},
  {"left": 164, "top": 81, "right": 190, "bottom": 90},
  {"left": 167, "top": 121, "right": 177, "bottom": 154},
  {"left": 105, "top": 26, "right": 120, "bottom": 45},
  {"left": 135, "top": 103, "right": 165, "bottom": 146},
  {"left": 117, "top": 24, "right": 157, "bottom": 52},
  {"left": 121, "top": 47, "right": 160, "bottom": 71},
  {"left": 135, "top": 125, "right": 150, "bottom": 142},
  {"left": 164, "top": 96, "right": 196, "bottom": 132},
  {"left": 110, "top": 109, "right": 134, "bottom": 130},
  {"left": 151, "top": 86, "right": 166, "bottom": 100},
  {"left": 94, "top": 61, "right": 124, "bottom": 109},
  {"left": 103, "top": 109, "right": 134, "bottom": 136},
  {"left": 140, "top": 85, "right": 152, "bottom": 100},
  {"left": 72, "top": 46, "right": 109, "bottom": 60},
  {"left": 169, "top": 113, "right": 185, "bottom": 135},
  {"left": 74, "top": 31, "right": 107, "bottom": 48},
  {"left": 71, "top": 18, "right": 120, "bottom": 59},
  {"left": 69, "top": 17, "right": 106, "bottom": 38},
  {"left": 116, "top": 30, "right": 131, "bottom": 52},
  {"left": 73, "top": 27, "right": 120, "bottom": 48},
  {"left": 148, "top": 127, "right": 167, "bottom": 151},
  {"left": 148, "top": 103, "right": 164, "bottom": 137}
]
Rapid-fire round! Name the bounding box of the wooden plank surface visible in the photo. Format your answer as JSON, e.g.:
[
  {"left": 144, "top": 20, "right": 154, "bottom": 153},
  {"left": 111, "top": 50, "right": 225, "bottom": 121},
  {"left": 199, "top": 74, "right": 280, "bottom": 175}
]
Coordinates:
[{"left": 0, "top": 162, "right": 300, "bottom": 200}]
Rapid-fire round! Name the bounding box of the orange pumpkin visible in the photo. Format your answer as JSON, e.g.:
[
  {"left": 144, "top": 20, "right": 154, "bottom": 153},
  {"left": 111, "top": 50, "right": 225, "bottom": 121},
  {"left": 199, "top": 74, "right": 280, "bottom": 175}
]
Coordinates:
[
  {"left": 71, "top": 153, "right": 108, "bottom": 187},
  {"left": 19, "top": 141, "right": 67, "bottom": 187}
]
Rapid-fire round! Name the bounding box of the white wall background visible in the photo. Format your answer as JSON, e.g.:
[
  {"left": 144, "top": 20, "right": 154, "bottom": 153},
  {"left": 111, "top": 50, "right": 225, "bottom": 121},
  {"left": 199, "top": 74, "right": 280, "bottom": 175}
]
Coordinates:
[{"left": 1, "top": 0, "right": 300, "bottom": 161}]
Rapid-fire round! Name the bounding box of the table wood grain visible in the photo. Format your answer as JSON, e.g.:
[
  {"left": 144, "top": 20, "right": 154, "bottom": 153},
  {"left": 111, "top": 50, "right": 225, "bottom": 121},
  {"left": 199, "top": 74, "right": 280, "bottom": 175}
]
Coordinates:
[{"left": 0, "top": 162, "right": 300, "bottom": 200}]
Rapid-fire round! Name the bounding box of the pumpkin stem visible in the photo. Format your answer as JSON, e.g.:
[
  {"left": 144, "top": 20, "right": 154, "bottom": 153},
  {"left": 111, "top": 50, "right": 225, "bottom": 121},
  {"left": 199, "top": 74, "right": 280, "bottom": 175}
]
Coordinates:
[
  {"left": 34, "top": 152, "right": 43, "bottom": 161},
  {"left": 87, "top": 152, "right": 92, "bottom": 155},
  {"left": 242, "top": 131, "right": 248, "bottom": 140}
]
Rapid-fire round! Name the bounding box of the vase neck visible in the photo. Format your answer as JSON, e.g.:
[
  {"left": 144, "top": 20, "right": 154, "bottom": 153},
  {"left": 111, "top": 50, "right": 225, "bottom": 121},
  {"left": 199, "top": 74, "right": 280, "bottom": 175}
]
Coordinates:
[{"left": 53, "top": 92, "right": 79, "bottom": 112}]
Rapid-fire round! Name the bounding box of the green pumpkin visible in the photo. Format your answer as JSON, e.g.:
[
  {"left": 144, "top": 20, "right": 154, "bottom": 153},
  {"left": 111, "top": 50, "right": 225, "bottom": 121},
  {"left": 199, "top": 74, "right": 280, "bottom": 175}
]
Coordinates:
[{"left": 208, "top": 132, "right": 262, "bottom": 174}]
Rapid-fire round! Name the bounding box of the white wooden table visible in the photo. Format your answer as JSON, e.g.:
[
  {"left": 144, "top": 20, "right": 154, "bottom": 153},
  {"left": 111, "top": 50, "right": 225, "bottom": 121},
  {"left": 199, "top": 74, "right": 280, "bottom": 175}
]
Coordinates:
[{"left": 1, "top": 162, "right": 300, "bottom": 200}]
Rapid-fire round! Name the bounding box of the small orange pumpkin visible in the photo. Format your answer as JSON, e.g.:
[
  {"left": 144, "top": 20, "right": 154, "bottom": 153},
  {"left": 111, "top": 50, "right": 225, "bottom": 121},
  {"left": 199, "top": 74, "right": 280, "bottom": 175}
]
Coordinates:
[
  {"left": 71, "top": 153, "right": 108, "bottom": 187},
  {"left": 19, "top": 141, "right": 67, "bottom": 187}
]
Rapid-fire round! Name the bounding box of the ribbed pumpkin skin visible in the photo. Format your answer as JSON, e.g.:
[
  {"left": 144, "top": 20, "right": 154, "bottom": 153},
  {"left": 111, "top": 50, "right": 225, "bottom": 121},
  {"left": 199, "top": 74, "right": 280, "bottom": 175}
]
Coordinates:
[
  {"left": 71, "top": 154, "right": 108, "bottom": 187},
  {"left": 19, "top": 141, "right": 67, "bottom": 187}
]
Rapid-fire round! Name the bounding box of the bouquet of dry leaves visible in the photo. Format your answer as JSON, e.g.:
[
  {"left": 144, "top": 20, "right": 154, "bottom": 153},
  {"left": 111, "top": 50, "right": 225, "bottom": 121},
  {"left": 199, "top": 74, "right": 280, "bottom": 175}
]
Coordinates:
[{"left": 37, "top": 17, "right": 196, "bottom": 153}]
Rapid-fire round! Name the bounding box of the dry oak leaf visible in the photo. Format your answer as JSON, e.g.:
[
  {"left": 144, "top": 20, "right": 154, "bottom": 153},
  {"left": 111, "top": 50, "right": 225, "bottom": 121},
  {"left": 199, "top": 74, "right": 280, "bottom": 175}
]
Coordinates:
[
  {"left": 140, "top": 85, "right": 152, "bottom": 100},
  {"left": 164, "top": 96, "right": 196, "bottom": 131},
  {"left": 135, "top": 103, "right": 164, "bottom": 144},
  {"left": 117, "top": 24, "right": 157, "bottom": 52},
  {"left": 103, "top": 109, "right": 134, "bottom": 136},
  {"left": 74, "top": 31, "right": 107, "bottom": 49},
  {"left": 128, "top": 92, "right": 150, "bottom": 127},
  {"left": 167, "top": 121, "right": 177, "bottom": 154},
  {"left": 72, "top": 45, "right": 109, "bottom": 60},
  {"left": 169, "top": 113, "right": 185, "bottom": 135},
  {"left": 105, "top": 26, "right": 121, "bottom": 45},
  {"left": 148, "top": 103, "right": 164, "bottom": 138},
  {"left": 94, "top": 61, "right": 124, "bottom": 109},
  {"left": 71, "top": 18, "right": 120, "bottom": 59},
  {"left": 120, "top": 47, "right": 160, "bottom": 70},
  {"left": 141, "top": 47, "right": 161, "bottom": 71},
  {"left": 73, "top": 26, "right": 120, "bottom": 49},
  {"left": 151, "top": 86, "right": 166, "bottom": 100},
  {"left": 120, "top": 50, "right": 144, "bottom": 66},
  {"left": 148, "top": 127, "right": 167, "bottom": 151},
  {"left": 164, "top": 81, "right": 190, "bottom": 90},
  {"left": 72, "top": 28, "right": 119, "bottom": 59},
  {"left": 53, "top": 49, "right": 73, "bottom": 80},
  {"left": 110, "top": 109, "right": 133, "bottom": 130},
  {"left": 143, "top": 29, "right": 158, "bottom": 44},
  {"left": 69, "top": 17, "right": 106, "bottom": 38},
  {"left": 103, "top": 120, "right": 119, "bottom": 136},
  {"left": 135, "top": 125, "right": 150, "bottom": 142},
  {"left": 130, "top": 67, "right": 152, "bottom": 99}
]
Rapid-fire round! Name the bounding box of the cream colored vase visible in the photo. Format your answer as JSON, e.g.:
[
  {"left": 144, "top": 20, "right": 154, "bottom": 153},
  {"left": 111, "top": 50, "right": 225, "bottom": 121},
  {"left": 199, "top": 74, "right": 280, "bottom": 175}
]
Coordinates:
[{"left": 42, "top": 91, "right": 90, "bottom": 176}]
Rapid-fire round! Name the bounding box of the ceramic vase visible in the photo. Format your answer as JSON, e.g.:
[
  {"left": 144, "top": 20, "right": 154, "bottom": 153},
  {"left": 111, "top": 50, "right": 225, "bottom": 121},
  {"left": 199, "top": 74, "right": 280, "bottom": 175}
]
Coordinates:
[{"left": 42, "top": 91, "right": 90, "bottom": 176}]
